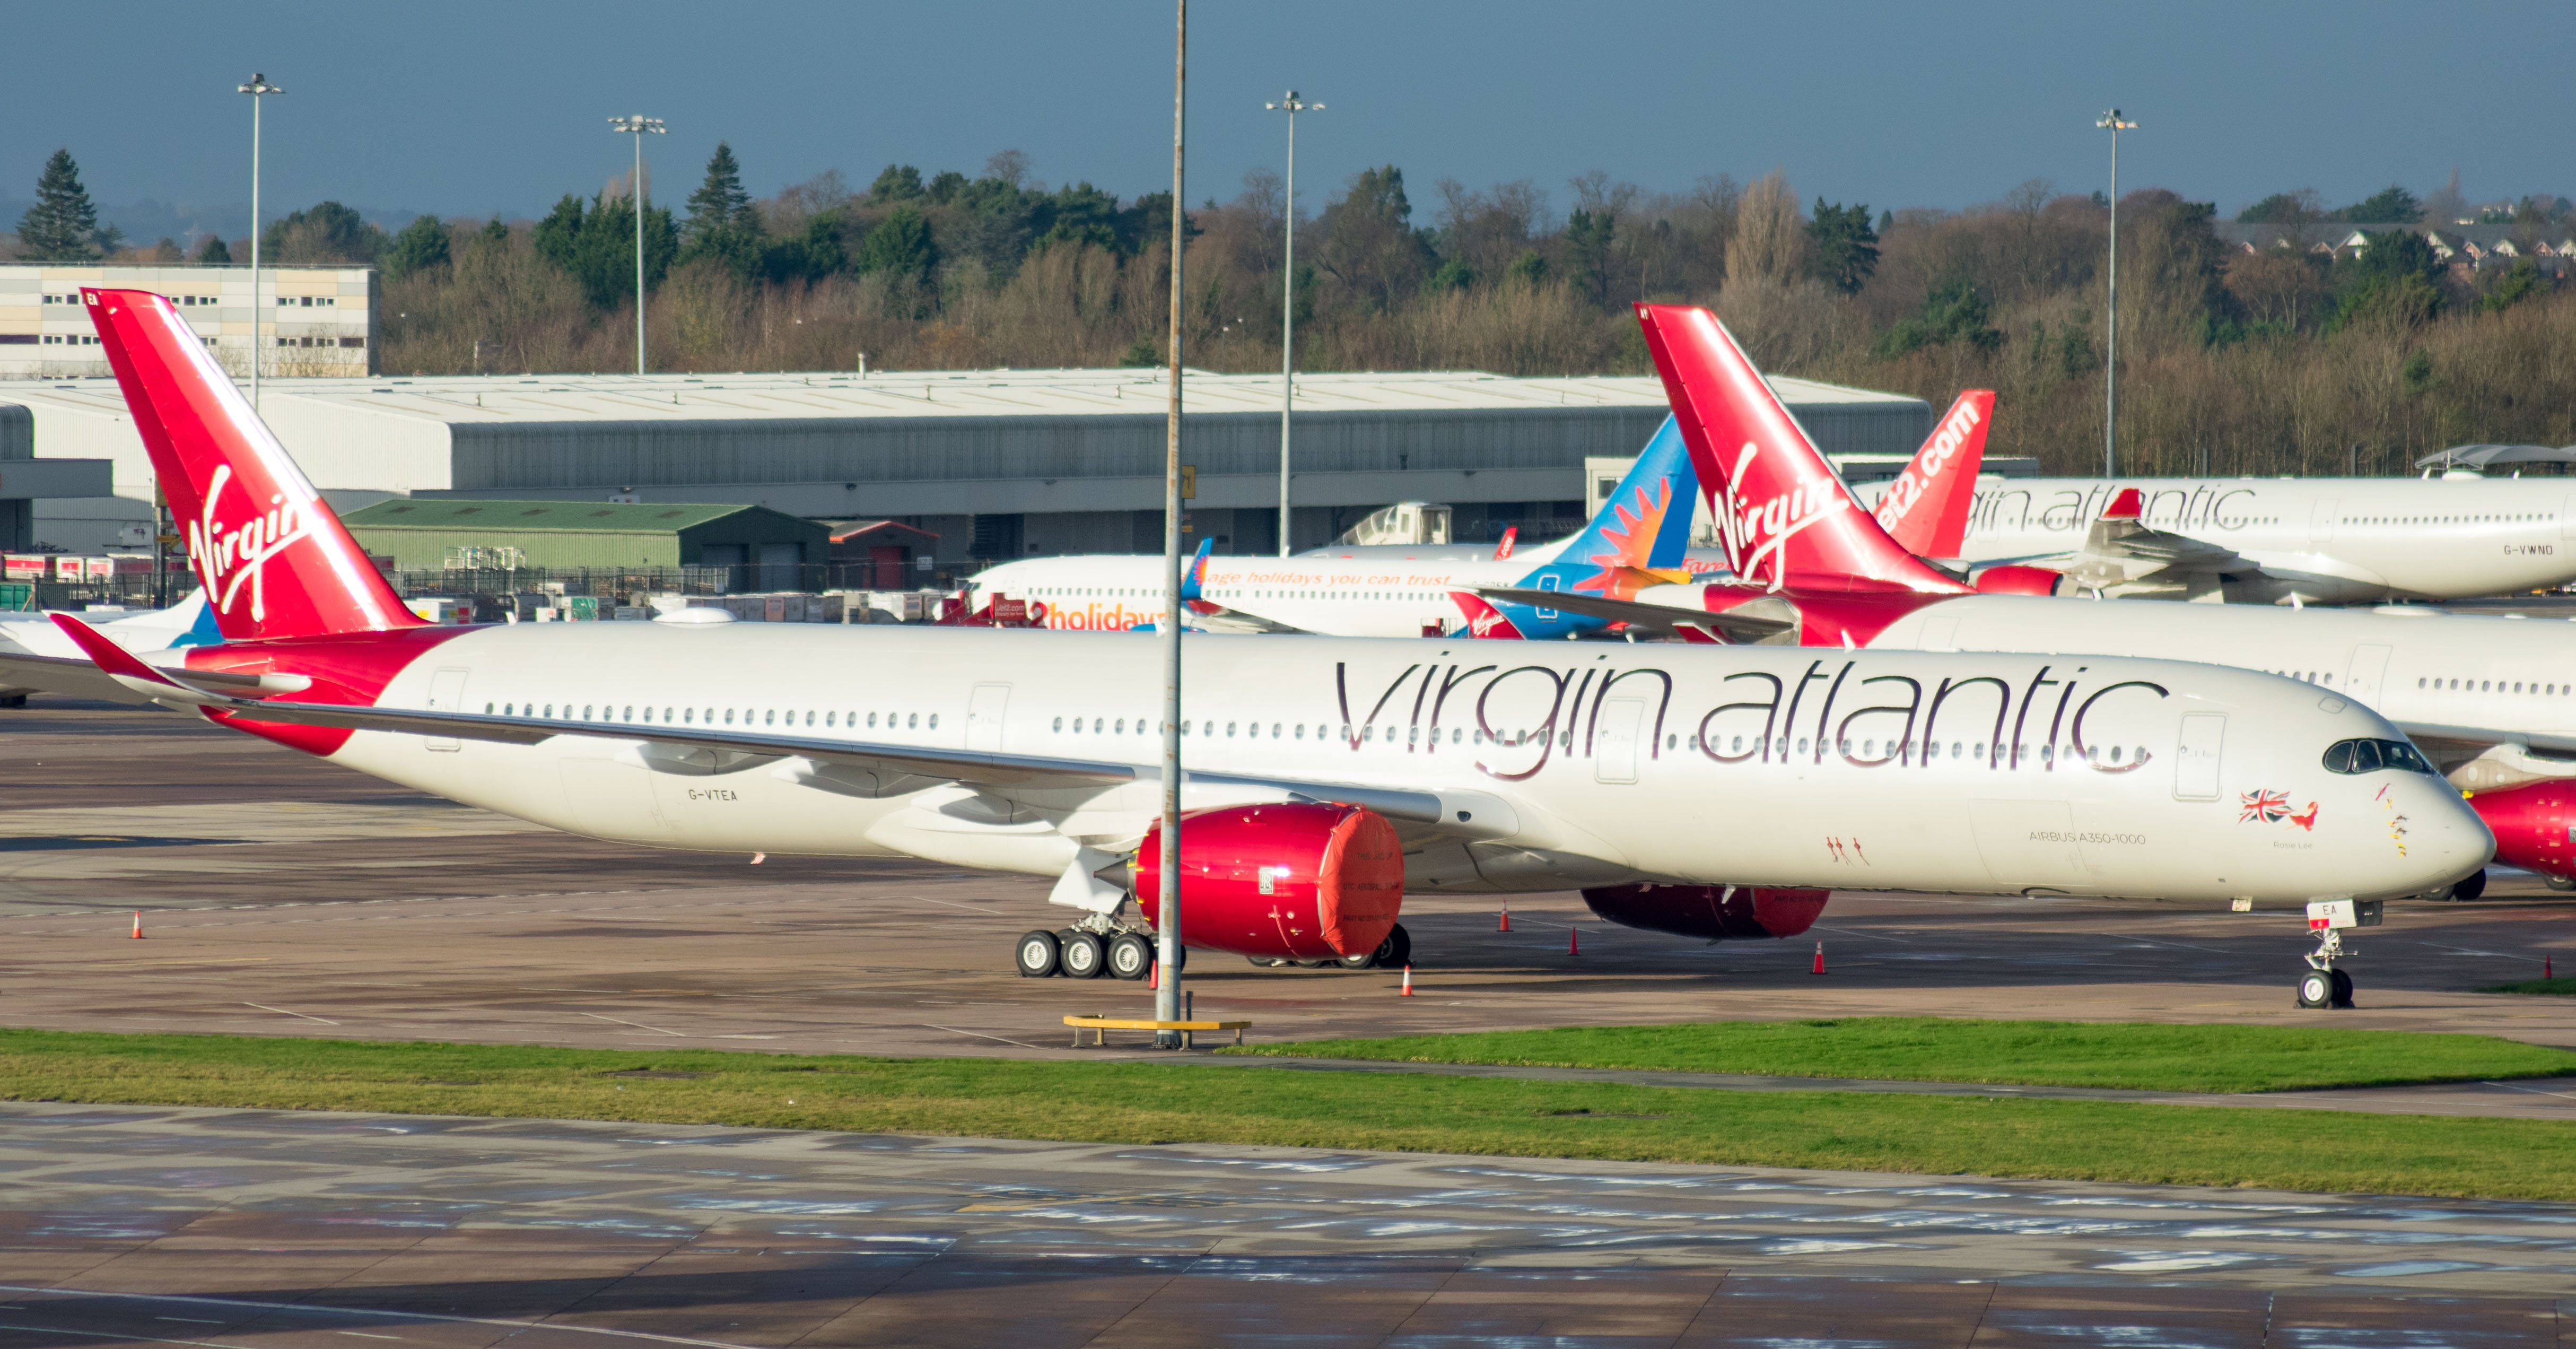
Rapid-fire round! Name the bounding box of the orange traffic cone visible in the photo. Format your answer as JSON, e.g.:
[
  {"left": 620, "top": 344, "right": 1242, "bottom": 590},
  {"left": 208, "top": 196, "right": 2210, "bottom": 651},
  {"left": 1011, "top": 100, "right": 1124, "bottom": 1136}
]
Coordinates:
[
  {"left": 1149, "top": 960, "right": 1160, "bottom": 990},
  {"left": 750, "top": 852, "right": 766, "bottom": 865},
  {"left": 1812, "top": 941, "right": 1827, "bottom": 976},
  {"left": 1498, "top": 903, "right": 1510, "bottom": 933},
  {"left": 130, "top": 910, "right": 143, "bottom": 940},
  {"left": 1568, "top": 927, "right": 1579, "bottom": 956},
  {"left": 1400, "top": 964, "right": 1413, "bottom": 996}
]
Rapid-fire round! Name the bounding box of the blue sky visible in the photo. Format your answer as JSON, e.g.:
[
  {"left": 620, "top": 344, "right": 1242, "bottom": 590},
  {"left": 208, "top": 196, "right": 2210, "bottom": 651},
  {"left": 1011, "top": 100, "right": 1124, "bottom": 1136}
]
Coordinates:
[{"left": 6, "top": 1, "right": 2563, "bottom": 237}]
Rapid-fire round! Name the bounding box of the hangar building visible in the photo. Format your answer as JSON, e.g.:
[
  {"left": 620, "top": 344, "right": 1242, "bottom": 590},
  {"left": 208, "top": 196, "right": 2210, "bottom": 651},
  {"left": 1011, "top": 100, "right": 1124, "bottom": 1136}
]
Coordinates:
[
  {"left": 0, "top": 366, "right": 1931, "bottom": 560},
  {"left": 342, "top": 499, "right": 827, "bottom": 581}
]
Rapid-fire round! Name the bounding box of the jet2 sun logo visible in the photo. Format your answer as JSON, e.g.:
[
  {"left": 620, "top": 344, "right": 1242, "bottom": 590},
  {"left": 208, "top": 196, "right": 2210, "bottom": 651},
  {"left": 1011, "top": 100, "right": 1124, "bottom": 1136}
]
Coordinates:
[
  {"left": 2239, "top": 788, "right": 2320, "bottom": 831},
  {"left": 1715, "top": 442, "right": 1849, "bottom": 590},
  {"left": 1572, "top": 478, "right": 1692, "bottom": 601},
  {"left": 187, "top": 464, "right": 315, "bottom": 623}
]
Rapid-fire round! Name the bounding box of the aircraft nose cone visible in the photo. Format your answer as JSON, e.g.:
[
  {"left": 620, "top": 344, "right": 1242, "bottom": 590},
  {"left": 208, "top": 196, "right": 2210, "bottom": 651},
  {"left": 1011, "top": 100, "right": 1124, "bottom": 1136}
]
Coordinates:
[{"left": 2390, "top": 777, "right": 2496, "bottom": 895}]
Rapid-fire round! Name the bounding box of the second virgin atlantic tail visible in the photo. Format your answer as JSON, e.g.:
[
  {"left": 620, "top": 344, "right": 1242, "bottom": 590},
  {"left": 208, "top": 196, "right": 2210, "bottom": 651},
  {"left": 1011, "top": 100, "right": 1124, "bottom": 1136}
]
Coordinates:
[
  {"left": 83, "top": 289, "right": 422, "bottom": 642},
  {"left": 1874, "top": 389, "right": 1993, "bottom": 560},
  {"left": 1632, "top": 303, "right": 1968, "bottom": 596}
]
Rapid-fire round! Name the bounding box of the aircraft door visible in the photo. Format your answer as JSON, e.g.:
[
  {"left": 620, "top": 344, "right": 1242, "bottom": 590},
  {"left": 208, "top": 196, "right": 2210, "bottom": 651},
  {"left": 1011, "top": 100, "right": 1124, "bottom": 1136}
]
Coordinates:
[
  {"left": 2343, "top": 645, "right": 2392, "bottom": 705},
  {"left": 1968, "top": 799, "right": 2083, "bottom": 891},
  {"left": 967, "top": 683, "right": 1011, "bottom": 751},
  {"left": 2308, "top": 498, "right": 2340, "bottom": 545},
  {"left": 1594, "top": 698, "right": 1644, "bottom": 784},
  {"left": 2173, "top": 712, "right": 2226, "bottom": 800},
  {"left": 424, "top": 666, "right": 469, "bottom": 752}
]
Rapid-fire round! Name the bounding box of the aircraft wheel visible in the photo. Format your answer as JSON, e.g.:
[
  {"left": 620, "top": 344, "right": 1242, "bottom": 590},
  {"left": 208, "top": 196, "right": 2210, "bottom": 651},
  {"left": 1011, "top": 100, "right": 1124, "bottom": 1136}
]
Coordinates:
[
  {"left": 2329, "top": 968, "right": 2355, "bottom": 1008},
  {"left": 2548, "top": 875, "right": 2576, "bottom": 892},
  {"left": 1106, "top": 933, "right": 1154, "bottom": 981},
  {"left": 1059, "top": 932, "right": 1105, "bottom": 979},
  {"left": 1337, "top": 924, "right": 1412, "bottom": 971},
  {"left": 2295, "top": 968, "right": 2334, "bottom": 1009},
  {"left": 1245, "top": 956, "right": 1289, "bottom": 968},
  {"left": 1014, "top": 929, "right": 1061, "bottom": 978},
  {"left": 2451, "top": 868, "right": 2489, "bottom": 902}
]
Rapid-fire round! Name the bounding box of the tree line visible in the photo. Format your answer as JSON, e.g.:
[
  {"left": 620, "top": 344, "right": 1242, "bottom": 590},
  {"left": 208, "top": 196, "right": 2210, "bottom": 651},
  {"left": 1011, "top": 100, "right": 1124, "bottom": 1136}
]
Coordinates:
[{"left": 11, "top": 143, "right": 2576, "bottom": 476}]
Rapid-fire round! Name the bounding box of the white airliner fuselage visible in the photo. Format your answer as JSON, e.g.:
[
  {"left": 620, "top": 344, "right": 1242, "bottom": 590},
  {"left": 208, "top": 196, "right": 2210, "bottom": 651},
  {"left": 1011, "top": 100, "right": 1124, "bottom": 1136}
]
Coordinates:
[
  {"left": 1853, "top": 475, "right": 2576, "bottom": 602},
  {"left": 299, "top": 621, "right": 2476, "bottom": 906},
  {"left": 971, "top": 555, "right": 1534, "bottom": 637}
]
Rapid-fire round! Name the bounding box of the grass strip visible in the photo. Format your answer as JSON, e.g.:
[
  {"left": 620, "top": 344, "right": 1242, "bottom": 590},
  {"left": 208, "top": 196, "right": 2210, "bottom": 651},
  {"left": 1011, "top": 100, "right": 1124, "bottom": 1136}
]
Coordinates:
[
  {"left": 2485, "top": 976, "right": 2576, "bottom": 996},
  {"left": 2, "top": 1028, "right": 2574, "bottom": 1200},
  {"left": 1213, "top": 1016, "right": 2576, "bottom": 1093}
]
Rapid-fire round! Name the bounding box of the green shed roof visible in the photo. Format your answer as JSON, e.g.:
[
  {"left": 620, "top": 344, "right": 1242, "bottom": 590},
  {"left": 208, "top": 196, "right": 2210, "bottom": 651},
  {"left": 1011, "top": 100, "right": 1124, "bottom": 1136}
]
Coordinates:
[{"left": 342, "top": 499, "right": 767, "bottom": 533}]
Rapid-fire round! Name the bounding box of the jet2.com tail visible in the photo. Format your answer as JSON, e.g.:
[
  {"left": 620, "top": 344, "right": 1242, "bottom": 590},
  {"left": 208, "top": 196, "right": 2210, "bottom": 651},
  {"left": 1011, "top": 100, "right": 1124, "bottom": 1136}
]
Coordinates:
[
  {"left": 1453, "top": 414, "right": 1699, "bottom": 640},
  {"left": 83, "top": 289, "right": 421, "bottom": 643}
]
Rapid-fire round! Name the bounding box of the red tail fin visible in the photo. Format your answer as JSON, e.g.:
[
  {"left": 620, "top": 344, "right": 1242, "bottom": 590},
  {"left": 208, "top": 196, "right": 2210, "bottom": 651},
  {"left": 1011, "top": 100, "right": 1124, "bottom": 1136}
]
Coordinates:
[
  {"left": 1634, "top": 304, "right": 1966, "bottom": 595},
  {"left": 1493, "top": 526, "right": 1517, "bottom": 562},
  {"left": 84, "top": 289, "right": 418, "bottom": 641},
  {"left": 1874, "top": 390, "right": 1992, "bottom": 559},
  {"left": 1448, "top": 591, "right": 1525, "bottom": 639}
]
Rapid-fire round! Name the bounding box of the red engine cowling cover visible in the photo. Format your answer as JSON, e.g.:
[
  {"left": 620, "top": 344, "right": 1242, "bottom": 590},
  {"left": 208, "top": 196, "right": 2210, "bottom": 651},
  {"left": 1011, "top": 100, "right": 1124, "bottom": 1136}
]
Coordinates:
[
  {"left": 1133, "top": 803, "right": 1403, "bottom": 960},
  {"left": 2469, "top": 780, "right": 2576, "bottom": 881},
  {"left": 1580, "top": 883, "right": 1828, "bottom": 941},
  {"left": 1972, "top": 564, "right": 2063, "bottom": 596}
]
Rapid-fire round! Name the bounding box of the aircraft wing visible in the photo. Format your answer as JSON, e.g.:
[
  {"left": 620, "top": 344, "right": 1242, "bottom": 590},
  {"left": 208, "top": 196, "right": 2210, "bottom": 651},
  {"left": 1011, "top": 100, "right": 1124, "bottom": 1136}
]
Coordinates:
[
  {"left": 1187, "top": 603, "right": 1312, "bottom": 635},
  {"left": 0, "top": 644, "right": 158, "bottom": 704},
  {"left": 46, "top": 615, "right": 1513, "bottom": 840},
  {"left": 1473, "top": 587, "right": 1796, "bottom": 642}
]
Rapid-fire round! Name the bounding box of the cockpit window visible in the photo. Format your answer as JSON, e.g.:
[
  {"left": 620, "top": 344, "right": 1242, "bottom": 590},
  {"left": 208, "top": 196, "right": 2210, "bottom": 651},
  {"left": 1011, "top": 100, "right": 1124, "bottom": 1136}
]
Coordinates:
[{"left": 2322, "top": 737, "right": 2436, "bottom": 776}]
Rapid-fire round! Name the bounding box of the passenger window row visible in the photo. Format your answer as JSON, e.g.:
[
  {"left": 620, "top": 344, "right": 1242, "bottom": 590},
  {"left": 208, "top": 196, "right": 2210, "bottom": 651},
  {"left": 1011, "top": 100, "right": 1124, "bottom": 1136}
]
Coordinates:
[
  {"left": 2417, "top": 677, "right": 2565, "bottom": 694},
  {"left": 482, "top": 702, "right": 938, "bottom": 732}
]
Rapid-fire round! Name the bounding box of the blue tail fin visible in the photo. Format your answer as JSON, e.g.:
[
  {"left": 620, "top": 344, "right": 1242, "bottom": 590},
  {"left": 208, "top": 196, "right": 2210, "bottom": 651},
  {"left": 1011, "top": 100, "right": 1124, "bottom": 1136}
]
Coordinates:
[
  {"left": 1177, "top": 537, "right": 1214, "bottom": 602},
  {"left": 1475, "top": 416, "right": 1699, "bottom": 639}
]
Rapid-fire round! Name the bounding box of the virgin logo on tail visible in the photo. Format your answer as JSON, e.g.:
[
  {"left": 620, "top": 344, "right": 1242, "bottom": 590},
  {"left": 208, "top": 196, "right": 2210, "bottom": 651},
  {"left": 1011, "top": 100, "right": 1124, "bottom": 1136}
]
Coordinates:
[
  {"left": 1873, "top": 390, "right": 1993, "bottom": 559},
  {"left": 83, "top": 289, "right": 418, "bottom": 641},
  {"left": 188, "top": 463, "right": 318, "bottom": 624},
  {"left": 1635, "top": 303, "right": 1967, "bottom": 597}
]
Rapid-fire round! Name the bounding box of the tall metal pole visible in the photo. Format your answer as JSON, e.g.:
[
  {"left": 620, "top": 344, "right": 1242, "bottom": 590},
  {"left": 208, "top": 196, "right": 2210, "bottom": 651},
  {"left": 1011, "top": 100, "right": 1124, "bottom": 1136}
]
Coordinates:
[
  {"left": 238, "top": 74, "right": 282, "bottom": 410},
  {"left": 609, "top": 117, "right": 666, "bottom": 376},
  {"left": 2097, "top": 109, "right": 2135, "bottom": 477},
  {"left": 1267, "top": 92, "right": 1318, "bottom": 556},
  {"left": 1155, "top": 0, "right": 1188, "bottom": 1048}
]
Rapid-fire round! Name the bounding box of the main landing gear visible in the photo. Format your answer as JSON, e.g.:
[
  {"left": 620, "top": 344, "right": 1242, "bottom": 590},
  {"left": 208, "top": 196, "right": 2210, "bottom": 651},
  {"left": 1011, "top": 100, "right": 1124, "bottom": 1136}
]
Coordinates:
[
  {"left": 1244, "top": 922, "right": 1411, "bottom": 971},
  {"left": 2294, "top": 899, "right": 2379, "bottom": 1009},
  {"left": 1016, "top": 920, "right": 1167, "bottom": 981}
]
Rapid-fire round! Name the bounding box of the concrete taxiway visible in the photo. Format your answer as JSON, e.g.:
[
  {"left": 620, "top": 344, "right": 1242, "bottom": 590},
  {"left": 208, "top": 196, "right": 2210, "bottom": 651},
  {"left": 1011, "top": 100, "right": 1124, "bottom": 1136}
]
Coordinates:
[{"left": 1, "top": 1101, "right": 2571, "bottom": 1347}]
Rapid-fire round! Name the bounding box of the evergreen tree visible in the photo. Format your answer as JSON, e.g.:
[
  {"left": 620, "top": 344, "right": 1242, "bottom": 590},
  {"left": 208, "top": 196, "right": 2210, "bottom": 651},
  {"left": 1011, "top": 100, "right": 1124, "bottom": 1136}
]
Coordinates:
[
  {"left": 1564, "top": 206, "right": 1617, "bottom": 304},
  {"left": 1805, "top": 199, "right": 1880, "bottom": 294},
  {"left": 18, "top": 148, "right": 112, "bottom": 260},
  {"left": 534, "top": 192, "right": 678, "bottom": 308},
  {"left": 262, "top": 201, "right": 385, "bottom": 263},
  {"left": 380, "top": 215, "right": 452, "bottom": 282},
  {"left": 679, "top": 142, "right": 764, "bottom": 276},
  {"left": 193, "top": 233, "right": 231, "bottom": 264},
  {"left": 868, "top": 164, "right": 924, "bottom": 203},
  {"left": 853, "top": 205, "right": 936, "bottom": 284},
  {"left": 683, "top": 142, "right": 758, "bottom": 241}
]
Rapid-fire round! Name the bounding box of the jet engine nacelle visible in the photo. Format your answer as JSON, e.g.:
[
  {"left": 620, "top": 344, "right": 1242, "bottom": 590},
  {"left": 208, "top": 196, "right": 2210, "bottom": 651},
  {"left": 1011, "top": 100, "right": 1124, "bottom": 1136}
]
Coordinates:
[
  {"left": 1132, "top": 803, "right": 1403, "bottom": 960},
  {"left": 1579, "top": 882, "right": 1829, "bottom": 940},
  {"left": 1971, "top": 564, "right": 2065, "bottom": 597},
  {"left": 2467, "top": 780, "right": 2575, "bottom": 883}
]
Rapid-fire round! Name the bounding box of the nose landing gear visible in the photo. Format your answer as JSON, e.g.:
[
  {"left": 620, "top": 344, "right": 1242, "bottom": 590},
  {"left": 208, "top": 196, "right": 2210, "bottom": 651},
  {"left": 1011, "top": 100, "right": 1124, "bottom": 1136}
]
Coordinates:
[{"left": 2294, "top": 899, "right": 2378, "bottom": 1009}]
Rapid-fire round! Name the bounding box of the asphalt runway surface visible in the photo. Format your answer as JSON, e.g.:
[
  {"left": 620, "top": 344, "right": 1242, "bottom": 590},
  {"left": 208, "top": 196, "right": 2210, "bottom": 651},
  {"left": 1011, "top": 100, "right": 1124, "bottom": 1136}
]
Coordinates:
[
  {"left": 3, "top": 1102, "right": 2572, "bottom": 1348},
  {"left": 7, "top": 696, "right": 2576, "bottom": 1341}
]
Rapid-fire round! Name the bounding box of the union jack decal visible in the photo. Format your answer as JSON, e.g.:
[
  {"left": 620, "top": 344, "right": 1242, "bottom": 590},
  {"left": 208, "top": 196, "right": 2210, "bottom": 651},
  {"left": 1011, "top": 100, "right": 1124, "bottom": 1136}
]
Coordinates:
[{"left": 2239, "top": 789, "right": 2290, "bottom": 824}]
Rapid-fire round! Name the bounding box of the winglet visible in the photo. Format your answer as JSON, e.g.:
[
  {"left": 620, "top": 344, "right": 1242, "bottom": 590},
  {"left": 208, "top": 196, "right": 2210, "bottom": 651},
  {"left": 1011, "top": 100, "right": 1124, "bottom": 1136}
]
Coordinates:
[
  {"left": 1178, "top": 537, "right": 1215, "bottom": 602},
  {"left": 48, "top": 613, "right": 222, "bottom": 704},
  {"left": 2102, "top": 488, "right": 2144, "bottom": 522},
  {"left": 1449, "top": 591, "right": 1526, "bottom": 640}
]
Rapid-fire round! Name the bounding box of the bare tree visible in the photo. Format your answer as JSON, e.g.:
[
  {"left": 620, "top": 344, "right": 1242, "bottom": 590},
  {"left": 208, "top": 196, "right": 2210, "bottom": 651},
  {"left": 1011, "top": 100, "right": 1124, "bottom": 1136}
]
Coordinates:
[{"left": 1726, "top": 170, "right": 1806, "bottom": 289}]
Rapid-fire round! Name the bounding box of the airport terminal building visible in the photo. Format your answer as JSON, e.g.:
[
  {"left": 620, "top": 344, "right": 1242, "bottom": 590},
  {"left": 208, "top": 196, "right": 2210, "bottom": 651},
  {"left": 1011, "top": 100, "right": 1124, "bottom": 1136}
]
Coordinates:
[{"left": 0, "top": 365, "right": 1929, "bottom": 562}]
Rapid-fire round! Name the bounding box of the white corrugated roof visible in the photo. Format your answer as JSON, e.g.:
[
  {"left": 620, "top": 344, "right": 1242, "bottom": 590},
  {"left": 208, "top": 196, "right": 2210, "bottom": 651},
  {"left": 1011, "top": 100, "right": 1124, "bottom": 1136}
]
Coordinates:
[{"left": 0, "top": 367, "right": 1912, "bottom": 425}]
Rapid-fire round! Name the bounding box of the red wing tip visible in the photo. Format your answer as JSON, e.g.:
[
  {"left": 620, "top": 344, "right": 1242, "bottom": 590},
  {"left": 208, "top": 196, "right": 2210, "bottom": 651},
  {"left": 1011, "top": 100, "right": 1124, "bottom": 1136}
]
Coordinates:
[{"left": 2104, "top": 488, "right": 2145, "bottom": 520}]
